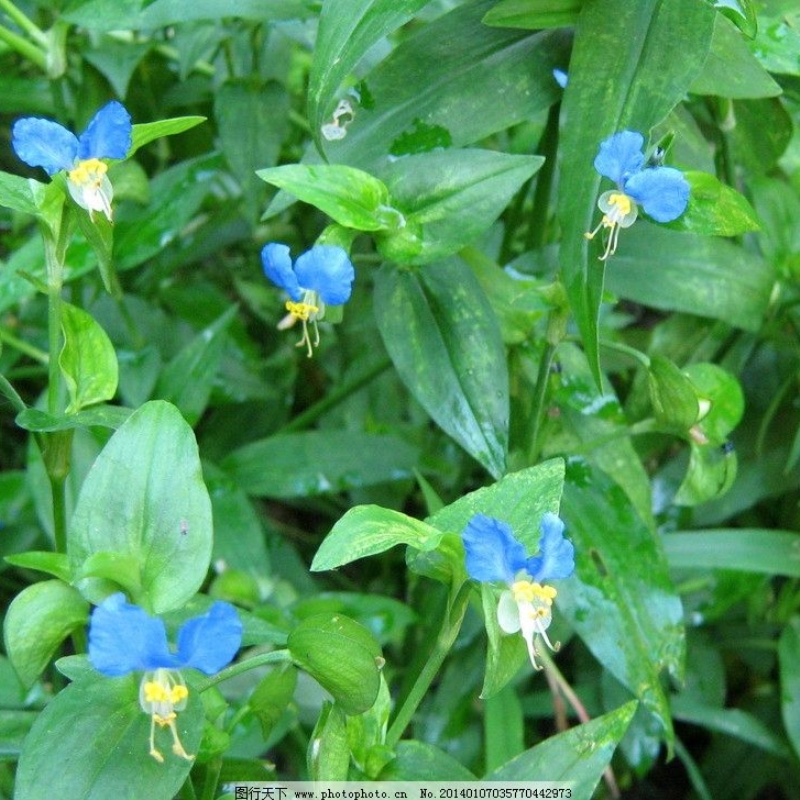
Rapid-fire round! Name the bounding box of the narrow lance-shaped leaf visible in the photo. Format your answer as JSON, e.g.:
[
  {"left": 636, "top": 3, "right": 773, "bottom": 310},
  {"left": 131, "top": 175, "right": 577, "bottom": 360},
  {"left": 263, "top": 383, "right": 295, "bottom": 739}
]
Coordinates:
[{"left": 558, "top": 0, "right": 715, "bottom": 386}]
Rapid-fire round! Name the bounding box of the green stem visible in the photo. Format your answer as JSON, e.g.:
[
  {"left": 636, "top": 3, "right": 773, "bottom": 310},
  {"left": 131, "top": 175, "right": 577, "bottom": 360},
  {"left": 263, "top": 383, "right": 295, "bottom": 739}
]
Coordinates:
[
  {"left": 386, "top": 583, "right": 471, "bottom": 747},
  {"left": 50, "top": 474, "right": 67, "bottom": 554},
  {"left": 0, "top": 0, "right": 47, "bottom": 44},
  {"left": 0, "top": 326, "right": 49, "bottom": 364},
  {"left": 44, "top": 236, "right": 64, "bottom": 416},
  {"left": 526, "top": 338, "right": 558, "bottom": 465},
  {"left": 526, "top": 102, "right": 561, "bottom": 252},
  {"left": 179, "top": 776, "right": 198, "bottom": 800},
  {"left": 196, "top": 650, "right": 291, "bottom": 694},
  {"left": 562, "top": 418, "right": 657, "bottom": 456},
  {"left": 278, "top": 357, "right": 392, "bottom": 433},
  {"left": 565, "top": 334, "right": 651, "bottom": 369},
  {"left": 0, "top": 21, "right": 45, "bottom": 68}
]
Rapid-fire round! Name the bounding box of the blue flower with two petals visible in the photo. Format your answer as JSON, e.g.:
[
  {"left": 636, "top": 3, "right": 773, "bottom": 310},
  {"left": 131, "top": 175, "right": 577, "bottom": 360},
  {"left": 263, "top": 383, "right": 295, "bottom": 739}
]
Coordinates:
[
  {"left": 12, "top": 101, "right": 132, "bottom": 221},
  {"left": 261, "top": 242, "right": 355, "bottom": 357},
  {"left": 586, "top": 130, "right": 690, "bottom": 260},
  {"left": 88, "top": 593, "right": 242, "bottom": 762},
  {"left": 462, "top": 513, "right": 574, "bottom": 669}
]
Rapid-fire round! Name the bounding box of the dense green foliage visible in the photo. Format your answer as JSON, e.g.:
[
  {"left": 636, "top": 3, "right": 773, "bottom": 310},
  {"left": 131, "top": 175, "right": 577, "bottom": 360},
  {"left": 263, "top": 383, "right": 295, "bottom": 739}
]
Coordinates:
[{"left": 1, "top": 0, "right": 800, "bottom": 798}]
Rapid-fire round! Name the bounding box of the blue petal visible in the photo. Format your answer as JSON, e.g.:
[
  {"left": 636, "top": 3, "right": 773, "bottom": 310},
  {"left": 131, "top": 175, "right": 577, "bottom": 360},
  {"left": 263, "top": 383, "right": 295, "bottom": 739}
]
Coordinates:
[
  {"left": 11, "top": 117, "right": 78, "bottom": 176},
  {"left": 88, "top": 593, "right": 178, "bottom": 676},
  {"left": 525, "top": 513, "right": 575, "bottom": 582},
  {"left": 294, "top": 245, "right": 355, "bottom": 305},
  {"left": 553, "top": 69, "right": 568, "bottom": 89},
  {"left": 175, "top": 601, "right": 242, "bottom": 674},
  {"left": 594, "top": 131, "right": 645, "bottom": 186},
  {"left": 77, "top": 101, "right": 132, "bottom": 161},
  {"left": 624, "top": 166, "right": 690, "bottom": 223},
  {"left": 261, "top": 242, "right": 303, "bottom": 301},
  {"left": 462, "top": 514, "right": 528, "bottom": 584}
]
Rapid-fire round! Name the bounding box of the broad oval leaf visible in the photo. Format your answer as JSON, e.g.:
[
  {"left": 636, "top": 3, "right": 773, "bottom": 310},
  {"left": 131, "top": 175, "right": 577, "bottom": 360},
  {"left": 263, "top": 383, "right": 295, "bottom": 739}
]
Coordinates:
[
  {"left": 288, "top": 613, "right": 382, "bottom": 716},
  {"left": 3, "top": 580, "right": 88, "bottom": 688},
  {"left": 68, "top": 400, "right": 212, "bottom": 613},
  {"left": 14, "top": 675, "right": 203, "bottom": 800},
  {"left": 374, "top": 259, "right": 508, "bottom": 478}
]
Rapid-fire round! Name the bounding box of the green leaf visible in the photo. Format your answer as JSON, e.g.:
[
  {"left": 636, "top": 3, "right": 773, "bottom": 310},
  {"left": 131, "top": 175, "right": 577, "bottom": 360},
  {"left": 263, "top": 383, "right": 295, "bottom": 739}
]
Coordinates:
[
  {"left": 222, "top": 431, "right": 418, "bottom": 499},
  {"left": 288, "top": 613, "right": 382, "bottom": 715},
  {"left": 374, "top": 260, "right": 508, "bottom": 478},
  {"left": 308, "top": 0, "right": 431, "bottom": 147},
  {"left": 378, "top": 740, "right": 477, "bottom": 780},
  {"left": 428, "top": 458, "right": 565, "bottom": 551},
  {"left": 666, "top": 171, "right": 761, "bottom": 236},
  {"left": 325, "top": 1, "right": 569, "bottom": 170},
  {"left": 0, "top": 172, "right": 39, "bottom": 215},
  {"left": 15, "top": 405, "right": 132, "bottom": 432},
  {"left": 606, "top": 224, "right": 772, "bottom": 331},
  {"left": 83, "top": 37, "right": 151, "bottom": 98},
  {"left": 488, "top": 701, "right": 638, "bottom": 792},
  {"left": 484, "top": 684, "right": 525, "bottom": 772},
  {"left": 59, "top": 302, "right": 119, "bottom": 415},
  {"left": 671, "top": 696, "right": 791, "bottom": 758},
  {"left": 68, "top": 401, "right": 212, "bottom": 613},
  {"left": 779, "top": 617, "right": 800, "bottom": 761},
  {"left": 483, "top": 0, "right": 583, "bottom": 29},
  {"left": 674, "top": 442, "right": 738, "bottom": 506},
  {"left": 76, "top": 552, "right": 143, "bottom": 596},
  {"left": 155, "top": 305, "right": 238, "bottom": 424},
  {"left": 312, "top": 506, "right": 443, "bottom": 572},
  {"left": 3, "top": 580, "right": 89, "bottom": 688},
  {"left": 309, "top": 703, "right": 350, "bottom": 780},
  {"left": 750, "top": 13, "right": 800, "bottom": 75},
  {"left": 73, "top": 208, "right": 119, "bottom": 296},
  {"left": 249, "top": 664, "right": 297, "bottom": 740},
  {"left": 731, "top": 98, "right": 793, "bottom": 173},
  {"left": 648, "top": 355, "right": 701, "bottom": 431},
  {"left": 683, "top": 363, "right": 744, "bottom": 445},
  {"left": 215, "top": 80, "right": 288, "bottom": 221},
  {"left": 3, "top": 551, "right": 71, "bottom": 582},
  {"left": 715, "top": 0, "right": 758, "bottom": 37},
  {"left": 257, "top": 164, "right": 398, "bottom": 232},
  {"left": 129, "top": 116, "right": 207, "bottom": 156},
  {"left": 664, "top": 529, "right": 800, "bottom": 577},
  {"left": 689, "top": 15, "right": 779, "bottom": 97},
  {"left": 14, "top": 675, "right": 203, "bottom": 800},
  {"left": 558, "top": 463, "right": 684, "bottom": 746},
  {"left": 558, "top": 0, "right": 715, "bottom": 385},
  {"left": 375, "top": 150, "right": 543, "bottom": 264}
]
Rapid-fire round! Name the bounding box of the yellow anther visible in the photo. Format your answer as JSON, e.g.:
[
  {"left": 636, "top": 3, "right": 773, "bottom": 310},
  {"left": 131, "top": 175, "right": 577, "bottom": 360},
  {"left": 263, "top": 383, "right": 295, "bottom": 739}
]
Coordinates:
[
  {"left": 170, "top": 685, "right": 189, "bottom": 704},
  {"left": 285, "top": 300, "right": 319, "bottom": 321},
  {"left": 511, "top": 579, "right": 557, "bottom": 605},
  {"left": 68, "top": 158, "right": 108, "bottom": 187},
  {"left": 606, "top": 191, "right": 633, "bottom": 217},
  {"left": 144, "top": 681, "right": 170, "bottom": 703}
]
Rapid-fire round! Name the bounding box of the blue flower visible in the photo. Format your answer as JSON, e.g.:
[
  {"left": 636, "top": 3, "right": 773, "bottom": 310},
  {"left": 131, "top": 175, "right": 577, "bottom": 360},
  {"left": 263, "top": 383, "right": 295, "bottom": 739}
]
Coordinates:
[
  {"left": 553, "top": 69, "right": 568, "bottom": 89},
  {"left": 12, "top": 101, "right": 132, "bottom": 221},
  {"left": 462, "top": 513, "right": 574, "bottom": 669},
  {"left": 88, "top": 593, "right": 242, "bottom": 763},
  {"left": 261, "top": 242, "right": 355, "bottom": 357},
  {"left": 586, "top": 130, "right": 689, "bottom": 260}
]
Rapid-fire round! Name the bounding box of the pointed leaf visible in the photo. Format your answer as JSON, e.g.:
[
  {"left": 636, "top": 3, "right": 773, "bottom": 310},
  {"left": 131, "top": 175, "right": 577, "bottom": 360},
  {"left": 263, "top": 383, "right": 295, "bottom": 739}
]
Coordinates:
[
  {"left": 779, "top": 617, "right": 800, "bottom": 761},
  {"left": 129, "top": 116, "right": 206, "bottom": 156},
  {"left": 307, "top": 0, "right": 431, "bottom": 147},
  {"left": 0, "top": 172, "right": 39, "bottom": 215},
  {"left": 559, "top": 463, "right": 684, "bottom": 747},
  {"left": 68, "top": 401, "right": 212, "bottom": 613},
  {"left": 59, "top": 302, "right": 119, "bottom": 414},
  {"left": 558, "top": 0, "right": 715, "bottom": 385},
  {"left": 374, "top": 260, "right": 508, "bottom": 478},
  {"left": 489, "top": 701, "right": 638, "bottom": 792}
]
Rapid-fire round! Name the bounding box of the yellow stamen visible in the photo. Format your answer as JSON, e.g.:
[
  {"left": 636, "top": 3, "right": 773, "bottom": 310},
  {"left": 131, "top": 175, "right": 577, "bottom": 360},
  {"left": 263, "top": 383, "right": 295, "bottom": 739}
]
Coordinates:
[
  {"left": 139, "top": 669, "right": 194, "bottom": 763},
  {"left": 66, "top": 158, "right": 114, "bottom": 221},
  {"left": 284, "top": 300, "right": 319, "bottom": 322},
  {"left": 511, "top": 580, "right": 557, "bottom": 605},
  {"left": 585, "top": 190, "right": 639, "bottom": 261}
]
